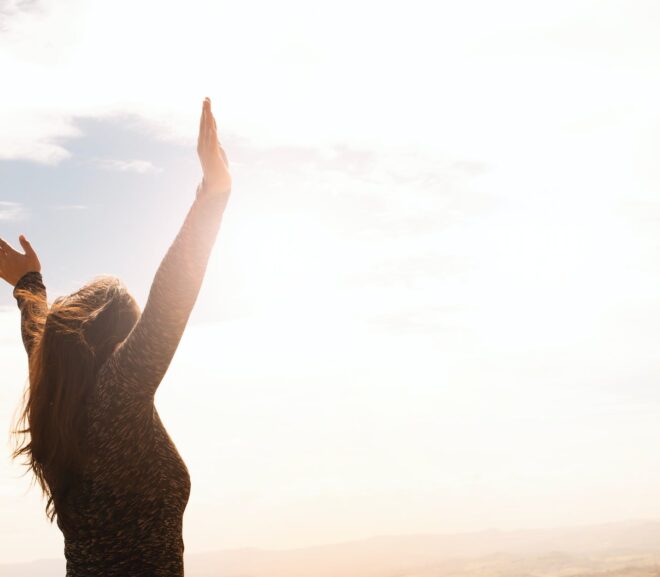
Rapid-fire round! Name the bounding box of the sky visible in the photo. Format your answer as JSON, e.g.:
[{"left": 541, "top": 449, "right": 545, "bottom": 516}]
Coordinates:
[{"left": 4, "top": 0, "right": 660, "bottom": 565}]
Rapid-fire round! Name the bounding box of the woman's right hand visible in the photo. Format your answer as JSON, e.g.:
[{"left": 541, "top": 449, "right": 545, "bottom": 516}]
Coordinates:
[
  {"left": 197, "top": 97, "right": 232, "bottom": 203},
  {"left": 0, "top": 234, "right": 41, "bottom": 287}
]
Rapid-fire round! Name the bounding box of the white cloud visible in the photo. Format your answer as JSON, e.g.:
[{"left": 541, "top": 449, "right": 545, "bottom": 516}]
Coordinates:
[
  {"left": 0, "top": 0, "right": 41, "bottom": 13},
  {"left": 0, "top": 107, "right": 79, "bottom": 164},
  {"left": 0, "top": 0, "right": 42, "bottom": 31},
  {"left": 89, "top": 157, "right": 161, "bottom": 174},
  {"left": 50, "top": 204, "right": 88, "bottom": 210},
  {"left": 0, "top": 201, "right": 26, "bottom": 220}
]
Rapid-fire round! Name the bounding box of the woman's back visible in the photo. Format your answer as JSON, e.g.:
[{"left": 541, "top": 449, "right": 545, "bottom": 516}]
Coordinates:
[{"left": 56, "top": 361, "right": 192, "bottom": 576}]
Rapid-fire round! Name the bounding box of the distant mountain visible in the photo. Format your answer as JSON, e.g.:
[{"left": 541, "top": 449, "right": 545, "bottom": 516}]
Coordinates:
[{"left": 4, "top": 519, "right": 660, "bottom": 577}]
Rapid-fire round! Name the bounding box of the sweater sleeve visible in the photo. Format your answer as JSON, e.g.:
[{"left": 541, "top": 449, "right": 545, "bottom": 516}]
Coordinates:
[
  {"left": 13, "top": 270, "right": 48, "bottom": 358},
  {"left": 104, "top": 187, "right": 227, "bottom": 402}
]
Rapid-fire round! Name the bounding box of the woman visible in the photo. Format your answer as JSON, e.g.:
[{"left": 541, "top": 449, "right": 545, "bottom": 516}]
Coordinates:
[{"left": 3, "top": 97, "right": 231, "bottom": 576}]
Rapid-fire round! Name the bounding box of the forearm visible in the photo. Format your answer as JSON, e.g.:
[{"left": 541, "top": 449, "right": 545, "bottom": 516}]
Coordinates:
[
  {"left": 155, "top": 183, "right": 226, "bottom": 311},
  {"left": 145, "top": 187, "right": 226, "bottom": 332},
  {"left": 13, "top": 271, "right": 48, "bottom": 357}
]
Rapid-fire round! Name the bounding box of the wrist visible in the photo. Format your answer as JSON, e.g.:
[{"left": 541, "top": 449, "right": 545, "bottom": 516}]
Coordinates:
[
  {"left": 12, "top": 270, "right": 43, "bottom": 299},
  {"left": 196, "top": 179, "right": 230, "bottom": 205},
  {"left": 14, "top": 269, "right": 41, "bottom": 286}
]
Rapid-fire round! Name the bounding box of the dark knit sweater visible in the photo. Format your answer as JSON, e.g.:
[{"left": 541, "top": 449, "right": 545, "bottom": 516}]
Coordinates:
[{"left": 13, "top": 189, "right": 226, "bottom": 576}]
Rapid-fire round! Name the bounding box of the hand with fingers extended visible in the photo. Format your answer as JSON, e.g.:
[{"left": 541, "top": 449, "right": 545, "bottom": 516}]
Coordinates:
[
  {"left": 0, "top": 234, "right": 41, "bottom": 287},
  {"left": 196, "top": 96, "right": 232, "bottom": 204}
]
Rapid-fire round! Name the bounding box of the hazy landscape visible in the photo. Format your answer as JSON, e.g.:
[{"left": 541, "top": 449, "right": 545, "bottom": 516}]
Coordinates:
[{"left": 5, "top": 520, "right": 660, "bottom": 577}]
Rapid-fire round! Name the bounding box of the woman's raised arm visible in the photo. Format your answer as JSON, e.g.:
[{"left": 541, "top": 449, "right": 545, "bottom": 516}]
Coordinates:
[
  {"left": 0, "top": 235, "right": 46, "bottom": 358},
  {"left": 104, "top": 97, "right": 232, "bottom": 402}
]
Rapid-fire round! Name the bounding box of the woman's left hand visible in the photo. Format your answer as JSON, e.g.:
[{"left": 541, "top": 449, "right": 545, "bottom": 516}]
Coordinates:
[{"left": 0, "top": 234, "right": 41, "bottom": 287}]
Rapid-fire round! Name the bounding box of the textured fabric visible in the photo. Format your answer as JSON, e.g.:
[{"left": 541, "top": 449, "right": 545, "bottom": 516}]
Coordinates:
[
  {"left": 13, "top": 270, "right": 48, "bottom": 356},
  {"left": 14, "top": 190, "right": 226, "bottom": 576}
]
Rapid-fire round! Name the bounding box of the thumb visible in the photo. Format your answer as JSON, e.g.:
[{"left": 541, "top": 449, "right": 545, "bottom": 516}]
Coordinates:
[{"left": 19, "top": 234, "right": 34, "bottom": 255}]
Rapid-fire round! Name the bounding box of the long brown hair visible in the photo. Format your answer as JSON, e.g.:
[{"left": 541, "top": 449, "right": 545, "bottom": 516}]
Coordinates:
[{"left": 10, "top": 275, "right": 140, "bottom": 523}]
